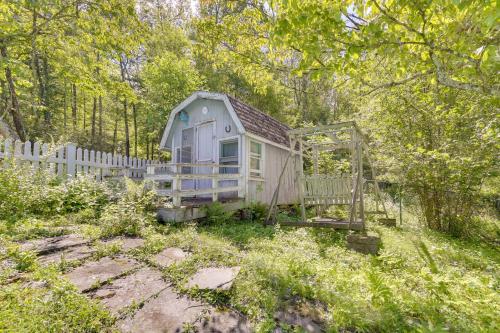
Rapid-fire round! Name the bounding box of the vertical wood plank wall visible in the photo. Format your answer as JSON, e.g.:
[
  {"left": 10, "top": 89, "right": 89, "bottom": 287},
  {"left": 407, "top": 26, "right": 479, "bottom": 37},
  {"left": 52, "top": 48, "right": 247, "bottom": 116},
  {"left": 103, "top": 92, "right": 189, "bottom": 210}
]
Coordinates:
[{"left": 247, "top": 143, "right": 299, "bottom": 205}]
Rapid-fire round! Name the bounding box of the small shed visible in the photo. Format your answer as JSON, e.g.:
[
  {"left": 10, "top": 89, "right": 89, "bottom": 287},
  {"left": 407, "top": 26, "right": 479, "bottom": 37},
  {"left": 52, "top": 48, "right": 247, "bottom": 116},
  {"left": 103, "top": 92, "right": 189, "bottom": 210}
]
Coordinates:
[{"left": 151, "top": 91, "right": 299, "bottom": 211}]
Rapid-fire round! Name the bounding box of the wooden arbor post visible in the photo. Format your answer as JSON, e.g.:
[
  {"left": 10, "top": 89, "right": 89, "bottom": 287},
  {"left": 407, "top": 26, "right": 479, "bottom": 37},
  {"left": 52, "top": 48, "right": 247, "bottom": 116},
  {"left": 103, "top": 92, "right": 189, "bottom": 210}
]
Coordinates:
[{"left": 297, "top": 137, "right": 307, "bottom": 222}]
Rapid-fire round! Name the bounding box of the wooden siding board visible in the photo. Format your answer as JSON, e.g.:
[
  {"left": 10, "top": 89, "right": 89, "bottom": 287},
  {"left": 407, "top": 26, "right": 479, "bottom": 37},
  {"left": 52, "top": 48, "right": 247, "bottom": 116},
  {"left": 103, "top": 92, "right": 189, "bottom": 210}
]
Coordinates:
[{"left": 247, "top": 142, "right": 299, "bottom": 205}]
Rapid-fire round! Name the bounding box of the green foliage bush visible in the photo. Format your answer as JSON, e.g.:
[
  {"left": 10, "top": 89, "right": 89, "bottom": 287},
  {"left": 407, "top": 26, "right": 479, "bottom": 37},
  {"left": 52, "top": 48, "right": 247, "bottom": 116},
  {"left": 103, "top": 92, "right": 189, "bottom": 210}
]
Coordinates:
[
  {"left": 201, "top": 202, "right": 235, "bottom": 225},
  {"left": 0, "top": 164, "right": 30, "bottom": 221},
  {"left": 0, "top": 164, "right": 110, "bottom": 221},
  {"left": 241, "top": 202, "right": 268, "bottom": 222},
  {"left": 0, "top": 268, "right": 113, "bottom": 332},
  {"left": 98, "top": 180, "right": 155, "bottom": 238}
]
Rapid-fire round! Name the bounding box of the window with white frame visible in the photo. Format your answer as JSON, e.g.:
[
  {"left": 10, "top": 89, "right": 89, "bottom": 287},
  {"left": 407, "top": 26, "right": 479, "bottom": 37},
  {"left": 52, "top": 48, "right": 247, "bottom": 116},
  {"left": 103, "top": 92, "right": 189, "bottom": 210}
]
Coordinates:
[
  {"left": 249, "top": 140, "right": 263, "bottom": 178},
  {"left": 219, "top": 139, "right": 238, "bottom": 174}
]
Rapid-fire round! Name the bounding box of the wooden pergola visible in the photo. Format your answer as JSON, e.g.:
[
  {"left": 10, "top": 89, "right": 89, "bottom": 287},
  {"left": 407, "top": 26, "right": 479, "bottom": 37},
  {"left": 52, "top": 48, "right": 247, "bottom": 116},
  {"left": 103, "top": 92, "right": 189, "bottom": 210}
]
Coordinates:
[{"left": 266, "top": 121, "right": 390, "bottom": 231}]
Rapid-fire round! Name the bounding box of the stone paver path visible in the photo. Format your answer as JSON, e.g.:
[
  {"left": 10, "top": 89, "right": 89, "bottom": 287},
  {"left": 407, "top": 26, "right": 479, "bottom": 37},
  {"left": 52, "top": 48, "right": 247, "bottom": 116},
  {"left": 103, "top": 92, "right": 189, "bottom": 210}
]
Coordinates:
[
  {"left": 16, "top": 234, "right": 254, "bottom": 332},
  {"left": 38, "top": 244, "right": 94, "bottom": 265},
  {"left": 153, "top": 247, "right": 189, "bottom": 267},
  {"left": 102, "top": 237, "right": 145, "bottom": 252},
  {"left": 65, "top": 256, "right": 139, "bottom": 291},
  {"left": 118, "top": 287, "right": 207, "bottom": 333},
  {"left": 195, "top": 309, "right": 250, "bottom": 333},
  {"left": 21, "top": 234, "right": 88, "bottom": 254},
  {"left": 187, "top": 266, "right": 241, "bottom": 291},
  {"left": 92, "top": 267, "right": 167, "bottom": 314}
]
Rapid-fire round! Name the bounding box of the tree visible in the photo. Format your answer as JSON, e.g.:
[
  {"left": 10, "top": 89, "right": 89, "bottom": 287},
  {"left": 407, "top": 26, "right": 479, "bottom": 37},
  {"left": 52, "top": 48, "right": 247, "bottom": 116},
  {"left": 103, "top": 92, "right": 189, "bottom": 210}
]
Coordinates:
[
  {"left": 271, "top": 0, "right": 499, "bottom": 233},
  {"left": 141, "top": 51, "right": 203, "bottom": 154}
]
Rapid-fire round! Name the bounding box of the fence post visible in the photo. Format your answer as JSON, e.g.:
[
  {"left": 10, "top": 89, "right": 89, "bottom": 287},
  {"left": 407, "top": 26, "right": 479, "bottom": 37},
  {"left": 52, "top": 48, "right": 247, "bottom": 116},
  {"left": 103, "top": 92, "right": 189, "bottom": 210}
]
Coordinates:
[
  {"left": 66, "top": 143, "right": 76, "bottom": 177},
  {"left": 3, "top": 138, "right": 12, "bottom": 158},
  {"left": 212, "top": 165, "right": 218, "bottom": 202},
  {"left": 33, "top": 141, "right": 41, "bottom": 169},
  {"left": 172, "top": 164, "right": 181, "bottom": 207}
]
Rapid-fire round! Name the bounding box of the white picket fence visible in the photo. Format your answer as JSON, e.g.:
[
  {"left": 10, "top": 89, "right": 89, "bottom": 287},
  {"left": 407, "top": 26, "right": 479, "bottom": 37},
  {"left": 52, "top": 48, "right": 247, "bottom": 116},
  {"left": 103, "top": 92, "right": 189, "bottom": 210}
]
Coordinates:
[{"left": 0, "top": 138, "right": 157, "bottom": 180}]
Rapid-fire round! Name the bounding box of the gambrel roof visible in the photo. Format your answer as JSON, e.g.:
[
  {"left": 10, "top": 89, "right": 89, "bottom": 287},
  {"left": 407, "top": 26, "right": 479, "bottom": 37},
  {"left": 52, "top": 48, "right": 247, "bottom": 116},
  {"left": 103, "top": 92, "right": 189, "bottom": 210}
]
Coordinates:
[
  {"left": 227, "top": 95, "right": 291, "bottom": 147},
  {"left": 160, "top": 91, "right": 291, "bottom": 149}
]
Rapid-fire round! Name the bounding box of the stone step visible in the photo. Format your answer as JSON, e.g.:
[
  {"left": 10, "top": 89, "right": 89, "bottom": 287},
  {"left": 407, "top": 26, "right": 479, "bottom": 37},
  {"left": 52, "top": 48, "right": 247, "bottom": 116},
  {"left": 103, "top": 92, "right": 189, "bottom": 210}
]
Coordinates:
[
  {"left": 38, "top": 244, "right": 94, "bottom": 265},
  {"left": 118, "top": 287, "right": 207, "bottom": 333},
  {"left": 91, "top": 267, "right": 168, "bottom": 315},
  {"left": 64, "top": 256, "right": 140, "bottom": 292},
  {"left": 152, "top": 247, "right": 189, "bottom": 268},
  {"left": 186, "top": 266, "right": 241, "bottom": 291},
  {"left": 20, "top": 234, "right": 89, "bottom": 254}
]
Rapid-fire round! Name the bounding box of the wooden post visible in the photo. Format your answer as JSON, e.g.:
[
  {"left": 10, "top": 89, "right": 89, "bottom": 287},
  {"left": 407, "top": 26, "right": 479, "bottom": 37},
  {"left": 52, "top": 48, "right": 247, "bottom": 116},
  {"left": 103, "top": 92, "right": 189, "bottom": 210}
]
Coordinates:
[
  {"left": 33, "top": 141, "right": 40, "bottom": 170},
  {"left": 349, "top": 129, "right": 358, "bottom": 225},
  {"left": 313, "top": 146, "right": 318, "bottom": 175},
  {"left": 56, "top": 146, "right": 64, "bottom": 177},
  {"left": 212, "top": 165, "right": 218, "bottom": 202},
  {"left": 66, "top": 143, "right": 76, "bottom": 177},
  {"left": 297, "top": 137, "right": 307, "bottom": 222},
  {"left": 89, "top": 150, "right": 96, "bottom": 178},
  {"left": 358, "top": 139, "right": 365, "bottom": 231},
  {"left": 22, "top": 140, "right": 31, "bottom": 167},
  {"left": 172, "top": 164, "right": 181, "bottom": 207},
  {"left": 95, "top": 151, "right": 102, "bottom": 181}
]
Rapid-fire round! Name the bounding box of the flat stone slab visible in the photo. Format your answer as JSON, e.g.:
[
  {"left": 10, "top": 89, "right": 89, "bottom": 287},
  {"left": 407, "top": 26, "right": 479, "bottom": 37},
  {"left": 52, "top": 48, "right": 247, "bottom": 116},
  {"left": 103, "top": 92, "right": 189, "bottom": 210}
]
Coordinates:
[
  {"left": 38, "top": 244, "right": 94, "bottom": 265},
  {"left": 65, "top": 256, "right": 139, "bottom": 291},
  {"left": 20, "top": 235, "right": 88, "bottom": 254},
  {"left": 153, "top": 247, "right": 189, "bottom": 267},
  {"left": 101, "top": 237, "right": 145, "bottom": 252},
  {"left": 186, "top": 267, "right": 241, "bottom": 291},
  {"left": 118, "top": 287, "right": 207, "bottom": 333},
  {"left": 195, "top": 309, "right": 250, "bottom": 333},
  {"left": 92, "top": 267, "right": 167, "bottom": 314},
  {"left": 274, "top": 310, "right": 323, "bottom": 333}
]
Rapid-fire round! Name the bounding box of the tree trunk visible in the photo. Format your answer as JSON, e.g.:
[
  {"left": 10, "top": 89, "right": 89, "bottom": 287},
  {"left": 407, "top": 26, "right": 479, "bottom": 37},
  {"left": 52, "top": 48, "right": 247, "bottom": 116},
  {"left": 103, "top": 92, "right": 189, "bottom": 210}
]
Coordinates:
[
  {"left": 132, "top": 103, "right": 138, "bottom": 157},
  {"left": 82, "top": 91, "right": 86, "bottom": 132},
  {"left": 146, "top": 136, "right": 150, "bottom": 160},
  {"left": 0, "top": 44, "right": 27, "bottom": 141},
  {"left": 34, "top": 54, "right": 49, "bottom": 123},
  {"left": 71, "top": 83, "right": 77, "bottom": 130},
  {"left": 63, "top": 82, "right": 67, "bottom": 132},
  {"left": 42, "top": 56, "right": 50, "bottom": 123},
  {"left": 123, "top": 98, "right": 130, "bottom": 156},
  {"left": 98, "top": 95, "right": 103, "bottom": 147},
  {"left": 91, "top": 97, "right": 97, "bottom": 149},
  {"left": 112, "top": 116, "right": 118, "bottom": 153},
  {"left": 0, "top": 79, "right": 8, "bottom": 115}
]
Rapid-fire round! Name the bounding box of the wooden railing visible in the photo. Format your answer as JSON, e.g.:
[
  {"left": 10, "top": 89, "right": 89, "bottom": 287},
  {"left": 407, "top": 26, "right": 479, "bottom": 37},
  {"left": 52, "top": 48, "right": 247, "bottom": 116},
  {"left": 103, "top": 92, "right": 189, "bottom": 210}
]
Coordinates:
[
  {"left": 145, "top": 163, "right": 243, "bottom": 206},
  {"left": 301, "top": 175, "right": 353, "bottom": 205},
  {"left": 0, "top": 138, "right": 156, "bottom": 180}
]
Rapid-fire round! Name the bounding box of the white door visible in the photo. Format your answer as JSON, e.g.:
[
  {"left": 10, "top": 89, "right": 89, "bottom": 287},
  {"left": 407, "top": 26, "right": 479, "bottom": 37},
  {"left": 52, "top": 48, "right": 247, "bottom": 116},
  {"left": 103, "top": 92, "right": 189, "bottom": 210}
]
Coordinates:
[{"left": 196, "top": 122, "right": 215, "bottom": 193}]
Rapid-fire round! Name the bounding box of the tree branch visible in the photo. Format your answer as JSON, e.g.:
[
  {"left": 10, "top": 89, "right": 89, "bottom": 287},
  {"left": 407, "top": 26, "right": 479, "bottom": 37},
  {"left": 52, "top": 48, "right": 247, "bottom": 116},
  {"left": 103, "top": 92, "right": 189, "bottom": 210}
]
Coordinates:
[{"left": 361, "top": 70, "right": 434, "bottom": 96}]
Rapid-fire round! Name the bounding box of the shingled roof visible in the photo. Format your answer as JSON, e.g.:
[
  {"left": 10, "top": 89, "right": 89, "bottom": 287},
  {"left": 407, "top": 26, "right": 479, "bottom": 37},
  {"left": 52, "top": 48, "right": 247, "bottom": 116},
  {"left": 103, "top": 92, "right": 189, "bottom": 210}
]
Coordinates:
[{"left": 227, "top": 95, "right": 291, "bottom": 147}]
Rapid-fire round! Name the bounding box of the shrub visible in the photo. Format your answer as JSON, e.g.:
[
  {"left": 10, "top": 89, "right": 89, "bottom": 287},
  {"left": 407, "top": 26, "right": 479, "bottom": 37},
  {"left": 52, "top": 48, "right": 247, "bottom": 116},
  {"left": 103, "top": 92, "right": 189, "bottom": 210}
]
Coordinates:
[
  {"left": 241, "top": 202, "right": 268, "bottom": 222},
  {"left": 98, "top": 180, "right": 155, "bottom": 237},
  {"left": 0, "top": 164, "right": 111, "bottom": 221},
  {"left": 62, "top": 176, "right": 110, "bottom": 213},
  {"left": 7, "top": 246, "right": 38, "bottom": 272},
  {"left": 202, "top": 202, "right": 234, "bottom": 225},
  {"left": 0, "top": 164, "right": 30, "bottom": 221},
  {"left": 99, "top": 202, "right": 150, "bottom": 237}
]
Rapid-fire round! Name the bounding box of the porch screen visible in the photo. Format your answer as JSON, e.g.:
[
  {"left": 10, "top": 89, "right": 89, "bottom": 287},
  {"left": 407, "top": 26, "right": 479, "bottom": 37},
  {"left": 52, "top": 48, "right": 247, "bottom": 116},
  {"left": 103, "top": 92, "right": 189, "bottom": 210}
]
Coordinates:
[{"left": 181, "top": 128, "right": 194, "bottom": 174}]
